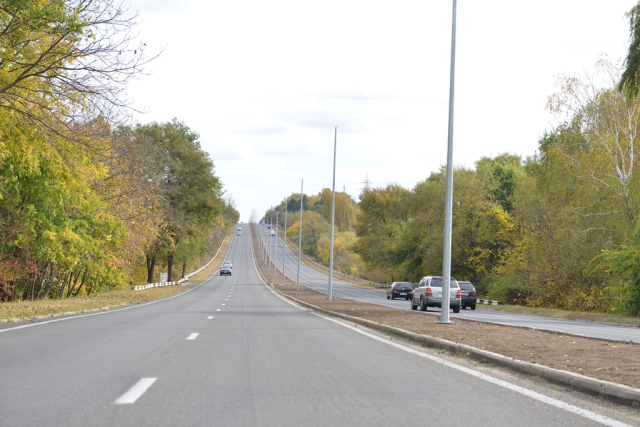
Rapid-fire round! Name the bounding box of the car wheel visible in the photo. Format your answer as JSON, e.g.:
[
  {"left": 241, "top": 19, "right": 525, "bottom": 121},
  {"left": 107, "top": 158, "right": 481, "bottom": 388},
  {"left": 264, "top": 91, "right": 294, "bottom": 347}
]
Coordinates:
[
  {"left": 391, "top": 294, "right": 395, "bottom": 300},
  {"left": 420, "top": 297, "right": 427, "bottom": 311},
  {"left": 471, "top": 304, "right": 476, "bottom": 310},
  {"left": 411, "top": 298, "right": 418, "bottom": 310},
  {"left": 453, "top": 305, "right": 460, "bottom": 314},
  {"left": 387, "top": 294, "right": 390, "bottom": 300}
]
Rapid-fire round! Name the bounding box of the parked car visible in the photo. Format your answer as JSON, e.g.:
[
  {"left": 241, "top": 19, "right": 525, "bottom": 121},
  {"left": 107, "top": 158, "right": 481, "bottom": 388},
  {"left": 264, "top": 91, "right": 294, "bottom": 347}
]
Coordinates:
[
  {"left": 220, "top": 265, "right": 232, "bottom": 276},
  {"left": 410, "top": 276, "right": 461, "bottom": 313},
  {"left": 386, "top": 282, "right": 413, "bottom": 300},
  {"left": 222, "top": 261, "right": 233, "bottom": 270},
  {"left": 458, "top": 280, "right": 477, "bottom": 310}
]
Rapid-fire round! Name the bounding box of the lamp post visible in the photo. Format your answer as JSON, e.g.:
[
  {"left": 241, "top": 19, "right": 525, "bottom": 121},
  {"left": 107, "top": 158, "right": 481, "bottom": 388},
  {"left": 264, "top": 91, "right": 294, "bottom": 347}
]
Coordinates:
[
  {"left": 282, "top": 198, "right": 287, "bottom": 283},
  {"left": 328, "top": 126, "right": 337, "bottom": 301},
  {"left": 275, "top": 211, "right": 279, "bottom": 278},
  {"left": 440, "top": 0, "right": 457, "bottom": 325},
  {"left": 297, "top": 180, "right": 303, "bottom": 291}
]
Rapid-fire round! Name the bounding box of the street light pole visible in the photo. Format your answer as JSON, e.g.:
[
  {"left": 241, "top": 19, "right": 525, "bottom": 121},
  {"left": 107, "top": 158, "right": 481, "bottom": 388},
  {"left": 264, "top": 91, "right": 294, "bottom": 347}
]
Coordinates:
[
  {"left": 275, "top": 211, "right": 279, "bottom": 278},
  {"left": 297, "top": 179, "right": 303, "bottom": 291},
  {"left": 328, "top": 126, "right": 337, "bottom": 301},
  {"left": 440, "top": 0, "right": 457, "bottom": 325},
  {"left": 269, "top": 217, "right": 272, "bottom": 270},
  {"left": 282, "top": 198, "right": 288, "bottom": 283}
]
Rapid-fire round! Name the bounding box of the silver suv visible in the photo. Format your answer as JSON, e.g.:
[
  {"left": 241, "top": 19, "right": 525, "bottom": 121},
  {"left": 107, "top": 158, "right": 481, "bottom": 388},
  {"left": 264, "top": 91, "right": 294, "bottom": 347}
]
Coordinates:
[{"left": 410, "top": 276, "right": 461, "bottom": 313}]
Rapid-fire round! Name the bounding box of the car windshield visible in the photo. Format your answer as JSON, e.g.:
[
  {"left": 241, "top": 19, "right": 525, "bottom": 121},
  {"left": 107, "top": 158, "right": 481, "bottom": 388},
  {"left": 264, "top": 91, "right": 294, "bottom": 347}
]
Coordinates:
[
  {"left": 459, "top": 282, "right": 474, "bottom": 291},
  {"left": 429, "top": 277, "right": 458, "bottom": 288}
]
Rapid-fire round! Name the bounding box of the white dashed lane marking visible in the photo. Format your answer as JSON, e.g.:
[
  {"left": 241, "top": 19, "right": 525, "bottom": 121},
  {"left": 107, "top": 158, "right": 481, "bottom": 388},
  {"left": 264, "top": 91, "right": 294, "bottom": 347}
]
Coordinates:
[
  {"left": 216, "top": 309, "right": 221, "bottom": 312},
  {"left": 115, "top": 378, "right": 157, "bottom": 405},
  {"left": 186, "top": 333, "right": 199, "bottom": 340},
  {"left": 207, "top": 316, "right": 213, "bottom": 319}
]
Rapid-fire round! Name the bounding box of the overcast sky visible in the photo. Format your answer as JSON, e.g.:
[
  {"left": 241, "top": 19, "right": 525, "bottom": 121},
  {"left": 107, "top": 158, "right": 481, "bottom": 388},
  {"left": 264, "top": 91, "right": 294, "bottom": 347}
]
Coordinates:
[{"left": 124, "top": 0, "right": 636, "bottom": 221}]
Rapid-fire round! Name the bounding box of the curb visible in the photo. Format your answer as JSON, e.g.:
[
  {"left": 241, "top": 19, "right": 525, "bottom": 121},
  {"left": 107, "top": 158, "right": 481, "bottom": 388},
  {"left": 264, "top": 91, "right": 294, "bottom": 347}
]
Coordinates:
[{"left": 269, "top": 284, "right": 640, "bottom": 408}]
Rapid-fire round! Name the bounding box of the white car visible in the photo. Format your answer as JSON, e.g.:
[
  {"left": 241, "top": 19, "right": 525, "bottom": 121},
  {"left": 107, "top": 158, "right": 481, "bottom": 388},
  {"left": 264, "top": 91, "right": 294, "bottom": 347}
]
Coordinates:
[
  {"left": 410, "top": 276, "right": 461, "bottom": 313},
  {"left": 222, "top": 261, "right": 233, "bottom": 269}
]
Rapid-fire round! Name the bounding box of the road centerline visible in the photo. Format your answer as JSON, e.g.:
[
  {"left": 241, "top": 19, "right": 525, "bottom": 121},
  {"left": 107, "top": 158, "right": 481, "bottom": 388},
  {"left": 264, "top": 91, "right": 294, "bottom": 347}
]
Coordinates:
[{"left": 114, "top": 378, "right": 157, "bottom": 405}]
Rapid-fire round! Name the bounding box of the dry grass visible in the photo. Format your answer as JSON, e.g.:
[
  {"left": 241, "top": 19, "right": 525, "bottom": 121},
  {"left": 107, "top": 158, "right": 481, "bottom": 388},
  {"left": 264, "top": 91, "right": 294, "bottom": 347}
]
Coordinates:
[{"left": 0, "top": 287, "right": 184, "bottom": 322}]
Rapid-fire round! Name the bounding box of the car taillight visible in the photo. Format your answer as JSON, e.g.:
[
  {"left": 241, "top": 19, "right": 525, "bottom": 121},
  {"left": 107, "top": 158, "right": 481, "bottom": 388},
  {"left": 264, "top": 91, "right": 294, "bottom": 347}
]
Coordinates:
[
  {"left": 470, "top": 291, "right": 477, "bottom": 297},
  {"left": 426, "top": 287, "right": 432, "bottom": 296},
  {"left": 456, "top": 289, "right": 461, "bottom": 298}
]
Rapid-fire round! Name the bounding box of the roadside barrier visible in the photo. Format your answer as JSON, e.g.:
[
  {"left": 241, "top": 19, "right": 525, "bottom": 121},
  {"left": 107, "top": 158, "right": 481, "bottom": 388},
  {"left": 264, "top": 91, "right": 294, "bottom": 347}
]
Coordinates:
[
  {"left": 132, "top": 233, "right": 229, "bottom": 290},
  {"left": 477, "top": 299, "right": 504, "bottom": 305}
]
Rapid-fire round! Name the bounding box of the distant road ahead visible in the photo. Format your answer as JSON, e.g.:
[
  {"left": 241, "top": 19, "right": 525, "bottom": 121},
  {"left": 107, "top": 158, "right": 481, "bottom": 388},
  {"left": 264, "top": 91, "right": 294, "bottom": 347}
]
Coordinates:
[{"left": 258, "top": 225, "right": 640, "bottom": 343}]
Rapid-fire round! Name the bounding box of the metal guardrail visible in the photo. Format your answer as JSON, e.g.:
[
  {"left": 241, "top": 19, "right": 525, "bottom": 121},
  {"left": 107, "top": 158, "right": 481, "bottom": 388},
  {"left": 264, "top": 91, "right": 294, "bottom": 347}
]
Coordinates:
[
  {"left": 477, "top": 299, "right": 504, "bottom": 305},
  {"left": 132, "top": 233, "right": 229, "bottom": 290}
]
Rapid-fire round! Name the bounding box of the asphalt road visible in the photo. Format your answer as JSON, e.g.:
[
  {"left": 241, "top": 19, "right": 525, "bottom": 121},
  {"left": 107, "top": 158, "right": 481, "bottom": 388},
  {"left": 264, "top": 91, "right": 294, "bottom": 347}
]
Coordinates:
[
  {"left": 258, "top": 225, "right": 640, "bottom": 343},
  {"left": 0, "top": 229, "right": 634, "bottom": 426}
]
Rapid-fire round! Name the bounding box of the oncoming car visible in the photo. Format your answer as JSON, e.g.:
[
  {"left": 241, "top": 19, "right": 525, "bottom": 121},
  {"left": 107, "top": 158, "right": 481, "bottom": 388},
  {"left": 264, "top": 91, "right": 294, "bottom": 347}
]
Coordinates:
[
  {"left": 222, "top": 261, "right": 233, "bottom": 270},
  {"left": 220, "top": 265, "right": 232, "bottom": 276}
]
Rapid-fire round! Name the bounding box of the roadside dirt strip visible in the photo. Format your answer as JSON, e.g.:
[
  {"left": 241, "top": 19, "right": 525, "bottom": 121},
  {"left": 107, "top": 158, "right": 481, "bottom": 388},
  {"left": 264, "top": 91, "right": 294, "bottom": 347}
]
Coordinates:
[{"left": 250, "top": 229, "right": 640, "bottom": 407}]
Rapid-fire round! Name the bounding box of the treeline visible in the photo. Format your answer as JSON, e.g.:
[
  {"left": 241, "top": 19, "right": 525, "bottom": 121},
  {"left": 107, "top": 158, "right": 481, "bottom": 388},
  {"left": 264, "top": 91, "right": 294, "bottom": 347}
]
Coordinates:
[
  {"left": 266, "top": 59, "right": 640, "bottom": 316},
  {"left": 0, "top": 1, "right": 236, "bottom": 301}
]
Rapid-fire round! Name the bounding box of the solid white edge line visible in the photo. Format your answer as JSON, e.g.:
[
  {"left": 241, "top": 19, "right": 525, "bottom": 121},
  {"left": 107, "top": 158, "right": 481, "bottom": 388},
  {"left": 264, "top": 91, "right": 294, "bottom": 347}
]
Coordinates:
[
  {"left": 250, "top": 226, "right": 631, "bottom": 427},
  {"left": 186, "top": 333, "right": 199, "bottom": 340},
  {"left": 249, "top": 227, "right": 305, "bottom": 311},
  {"left": 115, "top": 377, "right": 157, "bottom": 405},
  {"left": 314, "top": 313, "right": 631, "bottom": 427}
]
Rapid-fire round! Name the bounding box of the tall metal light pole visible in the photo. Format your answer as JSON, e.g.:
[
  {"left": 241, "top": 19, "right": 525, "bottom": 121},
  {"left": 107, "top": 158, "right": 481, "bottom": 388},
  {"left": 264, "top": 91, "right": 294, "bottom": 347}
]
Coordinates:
[
  {"left": 297, "top": 180, "right": 303, "bottom": 291},
  {"left": 269, "top": 217, "right": 272, "bottom": 270},
  {"left": 282, "top": 198, "right": 288, "bottom": 283},
  {"left": 440, "top": 0, "right": 457, "bottom": 325},
  {"left": 328, "top": 126, "right": 337, "bottom": 301},
  {"left": 275, "top": 211, "right": 279, "bottom": 277}
]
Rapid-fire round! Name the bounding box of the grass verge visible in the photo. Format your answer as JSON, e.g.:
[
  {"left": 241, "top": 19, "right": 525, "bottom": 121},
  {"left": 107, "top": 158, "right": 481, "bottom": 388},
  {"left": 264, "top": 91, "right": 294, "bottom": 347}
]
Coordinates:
[
  {"left": 478, "top": 303, "right": 640, "bottom": 327},
  {"left": 0, "top": 287, "right": 184, "bottom": 322}
]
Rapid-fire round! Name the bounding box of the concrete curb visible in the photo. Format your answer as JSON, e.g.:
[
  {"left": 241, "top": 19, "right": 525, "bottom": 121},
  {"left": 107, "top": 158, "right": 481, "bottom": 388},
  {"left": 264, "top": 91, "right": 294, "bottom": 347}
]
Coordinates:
[{"left": 269, "top": 284, "right": 640, "bottom": 408}]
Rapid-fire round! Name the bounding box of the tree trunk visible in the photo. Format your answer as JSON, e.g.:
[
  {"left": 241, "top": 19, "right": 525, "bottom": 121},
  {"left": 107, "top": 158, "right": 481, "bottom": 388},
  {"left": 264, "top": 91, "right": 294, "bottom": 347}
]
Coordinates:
[
  {"left": 33, "top": 261, "right": 50, "bottom": 301},
  {"left": 181, "top": 259, "right": 187, "bottom": 279},
  {"left": 41, "top": 264, "right": 57, "bottom": 300},
  {"left": 87, "top": 281, "right": 94, "bottom": 296},
  {"left": 72, "top": 270, "right": 88, "bottom": 297},
  {"left": 146, "top": 254, "right": 156, "bottom": 283},
  {"left": 167, "top": 252, "right": 174, "bottom": 282},
  {"left": 59, "top": 271, "right": 71, "bottom": 299}
]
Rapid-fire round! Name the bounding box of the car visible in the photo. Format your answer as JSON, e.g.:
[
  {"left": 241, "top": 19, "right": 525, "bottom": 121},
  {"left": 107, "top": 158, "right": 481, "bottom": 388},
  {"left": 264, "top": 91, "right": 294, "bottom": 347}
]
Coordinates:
[
  {"left": 410, "top": 276, "right": 461, "bottom": 313},
  {"left": 386, "top": 282, "right": 413, "bottom": 300},
  {"left": 237, "top": 227, "right": 242, "bottom": 231},
  {"left": 458, "top": 280, "right": 477, "bottom": 310},
  {"left": 220, "top": 266, "right": 232, "bottom": 276},
  {"left": 237, "top": 231, "right": 242, "bottom": 236},
  {"left": 222, "top": 261, "right": 233, "bottom": 270}
]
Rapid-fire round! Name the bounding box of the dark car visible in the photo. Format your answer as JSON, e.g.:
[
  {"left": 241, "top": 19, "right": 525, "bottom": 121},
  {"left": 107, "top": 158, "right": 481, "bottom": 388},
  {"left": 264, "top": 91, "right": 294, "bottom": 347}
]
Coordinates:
[
  {"left": 386, "top": 282, "right": 413, "bottom": 300},
  {"left": 220, "top": 266, "right": 232, "bottom": 276},
  {"left": 458, "top": 280, "right": 477, "bottom": 310}
]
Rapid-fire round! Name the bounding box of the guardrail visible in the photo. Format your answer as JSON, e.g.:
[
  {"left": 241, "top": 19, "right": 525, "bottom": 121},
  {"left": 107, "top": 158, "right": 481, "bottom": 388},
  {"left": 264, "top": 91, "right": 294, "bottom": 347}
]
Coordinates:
[
  {"left": 477, "top": 299, "right": 504, "bottom": 305},
  {"left": 132, "top": 233, "right": 229, "bottom": 290}
]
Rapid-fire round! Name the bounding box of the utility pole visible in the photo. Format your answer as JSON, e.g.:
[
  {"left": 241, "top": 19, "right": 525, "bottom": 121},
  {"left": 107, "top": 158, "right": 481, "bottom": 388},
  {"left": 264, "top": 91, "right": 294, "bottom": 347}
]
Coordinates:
[
  {"left": 328, "top": 126, "right": 337, "bottom": 301},
  {"left": 440, "top": 0, "right": 457, "bottom": 325},
  {"left": 282, "top": 198, "right": 287, "bottom": 283},
  {"left": 297, "top": 180, "right": 303, "bottom": 291}
]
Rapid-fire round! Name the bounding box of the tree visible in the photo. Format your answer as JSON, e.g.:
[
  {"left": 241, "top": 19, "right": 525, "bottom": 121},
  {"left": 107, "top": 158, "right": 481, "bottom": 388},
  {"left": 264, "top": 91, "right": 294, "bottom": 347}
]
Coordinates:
[
  {"left": 0, "top": 0, "right": 158, "bottom": 146},
  {"left": 620, "top": 2, "right": 640, "bottom": 99}
]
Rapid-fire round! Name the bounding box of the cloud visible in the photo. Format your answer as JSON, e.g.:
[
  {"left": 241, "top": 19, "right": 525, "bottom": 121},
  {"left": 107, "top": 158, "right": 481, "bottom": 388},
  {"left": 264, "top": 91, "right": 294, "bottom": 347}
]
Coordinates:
[
  {"left": 275, "top": 108, "right": 366, "bottom": 133},
  {"left": 314, "top": 89, "right": 398, "bottom": 102},
  {"left": 231, "top": 122, "right": 287, "bottom": 135}
]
